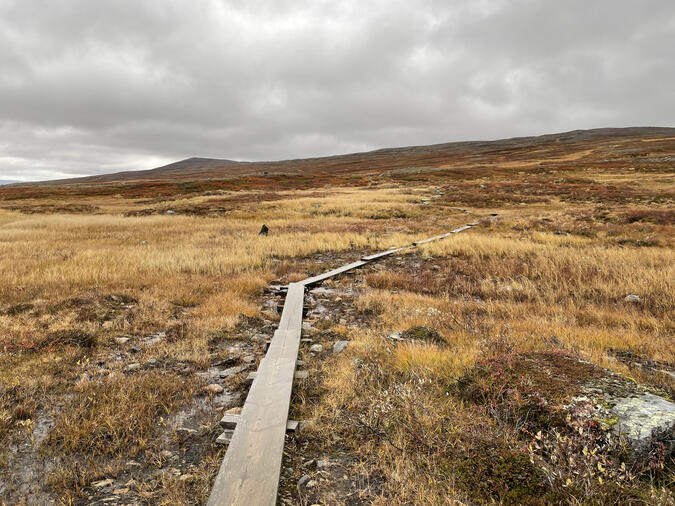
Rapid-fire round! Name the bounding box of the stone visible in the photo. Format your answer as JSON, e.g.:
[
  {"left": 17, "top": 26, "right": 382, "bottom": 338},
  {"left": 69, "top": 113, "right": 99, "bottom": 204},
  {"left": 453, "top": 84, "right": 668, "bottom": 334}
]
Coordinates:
[
  {"left": 220, "top": 365, "right": 246, "bottom": 378},
  {"left": 309, "top": 344, "right": 323, "bottom": 353},
  {"left": 297, "top": 474, "right": 311, "bottom": 487},
  {"left": 306, "top": 480, "right": 317, "bottom": 488},
  {"left": 130, "top": 345, "right": 141, "bottom": 353},
  {"left": 610, "top": 392, "right": 675, "bottom": 448},
  {"left": 313, "top": 304, "right": 328, "bottom": 314},
  {"left": 333, "top": 340, "right": 349, "bottom": 353},
  {"left": 624, "top": 294, "right": 641, "bottom": 303},
  {"left": 176, "top": 427, "right": 198, "bottom": 436},
  {"left": 387, "top": 331, "right": 404, "bottom": 341},
  {"left": 126, "top": 363, "right": 141, "bottom": 371},
  {"left": 316, "top": 459, "right": 330, "bottom": 469},
  {"left": 146, "top": 358, "right": 157, "bottom": 366},
  {"left": 115, "top": 337, "right": 130, "bottom": 344},
  {"left": 204, "top": 383, "right": 224, "bottom": 394},
  {"left": 102, "top": 321, "right": 114, "bottom": 329}
]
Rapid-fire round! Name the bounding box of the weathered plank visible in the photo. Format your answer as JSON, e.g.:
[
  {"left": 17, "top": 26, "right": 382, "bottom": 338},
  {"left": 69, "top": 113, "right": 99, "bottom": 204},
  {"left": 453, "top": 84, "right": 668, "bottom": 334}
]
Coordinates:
[
  {"left": 207, "top": 287, "right": 305, "bottom": 506},
  {"left": 412, "top": 233, "right": 451, "bottom": 246},
  {"left": 298, "top": 260, "right": 368, "bottom": 286},
  {"left": 277, "top": 283, "right": 305, "bottom": 330},
  {"left": 361, "top": 247, "right": 406, "bottom": 261}
]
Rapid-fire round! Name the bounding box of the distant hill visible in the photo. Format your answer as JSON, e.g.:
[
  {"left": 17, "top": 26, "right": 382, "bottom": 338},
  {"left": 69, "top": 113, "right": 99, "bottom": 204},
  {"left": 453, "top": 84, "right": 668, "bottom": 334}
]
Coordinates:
[
  {"left": 3, "top": 127, "right": 674, "bottom": 192},
  {"left": 0, "top": 180, "right": 18, "bottom": 186}
]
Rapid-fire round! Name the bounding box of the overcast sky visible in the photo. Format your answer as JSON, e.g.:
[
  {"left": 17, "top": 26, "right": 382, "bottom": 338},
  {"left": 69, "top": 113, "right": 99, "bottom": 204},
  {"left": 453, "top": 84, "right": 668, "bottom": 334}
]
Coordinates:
[{"left": 1, "top": 0, "right": 673, "bottom": 182}]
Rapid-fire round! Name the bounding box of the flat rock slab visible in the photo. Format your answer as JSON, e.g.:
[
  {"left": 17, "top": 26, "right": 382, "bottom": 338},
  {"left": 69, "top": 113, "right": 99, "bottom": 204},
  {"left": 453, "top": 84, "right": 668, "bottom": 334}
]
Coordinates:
[{"left": 609, "top": 392, "right": 675, "bottom": 445}]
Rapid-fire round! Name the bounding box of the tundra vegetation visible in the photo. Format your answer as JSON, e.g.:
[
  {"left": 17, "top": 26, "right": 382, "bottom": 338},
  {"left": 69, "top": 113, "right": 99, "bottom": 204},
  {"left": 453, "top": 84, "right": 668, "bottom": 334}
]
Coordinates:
[{"left": 0, "top": 130, "right": 673, "bottom": 505}]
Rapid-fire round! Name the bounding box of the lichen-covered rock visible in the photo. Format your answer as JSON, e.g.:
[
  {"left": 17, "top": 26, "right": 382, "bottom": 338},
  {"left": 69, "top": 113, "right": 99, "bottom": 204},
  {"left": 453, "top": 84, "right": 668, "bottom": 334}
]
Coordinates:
[
  {"left": 609, "top": 392, "right": 675, "bottom": 447},
  {"left": 572, "top": 373, "right": 675, "bottom": 451}
]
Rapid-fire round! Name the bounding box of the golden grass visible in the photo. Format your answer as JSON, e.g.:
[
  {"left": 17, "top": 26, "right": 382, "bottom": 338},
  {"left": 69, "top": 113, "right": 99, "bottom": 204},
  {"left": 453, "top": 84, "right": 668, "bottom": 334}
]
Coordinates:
[{"left": 0, "top": 178, "right": 673, "bottom": 504}]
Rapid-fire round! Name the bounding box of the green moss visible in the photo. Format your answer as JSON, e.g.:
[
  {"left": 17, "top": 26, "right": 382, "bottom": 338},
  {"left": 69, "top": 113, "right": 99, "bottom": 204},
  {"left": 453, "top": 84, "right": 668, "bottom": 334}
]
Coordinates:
[{"left": 596, "top": 415, "right": 619, "bottom": 430}]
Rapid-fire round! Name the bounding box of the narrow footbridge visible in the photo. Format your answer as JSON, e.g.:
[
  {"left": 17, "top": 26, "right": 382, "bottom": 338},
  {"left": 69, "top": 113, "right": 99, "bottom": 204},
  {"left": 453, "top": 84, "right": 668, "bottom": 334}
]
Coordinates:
[{"left": 207, "top": 222, "right": 478, "bottom": 505}]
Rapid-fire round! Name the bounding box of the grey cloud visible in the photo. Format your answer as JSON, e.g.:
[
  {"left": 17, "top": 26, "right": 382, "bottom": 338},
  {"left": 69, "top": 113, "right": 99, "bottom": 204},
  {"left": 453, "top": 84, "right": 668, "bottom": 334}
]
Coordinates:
[{"left": 0, "top": 0, "right": 673, "bottom": 181}]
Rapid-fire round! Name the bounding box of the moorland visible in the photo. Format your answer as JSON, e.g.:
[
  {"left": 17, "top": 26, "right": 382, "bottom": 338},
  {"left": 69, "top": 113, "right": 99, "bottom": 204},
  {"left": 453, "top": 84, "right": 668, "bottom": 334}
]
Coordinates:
[{"left": 0, "top": 127, "right": 673, "bottom": 505}]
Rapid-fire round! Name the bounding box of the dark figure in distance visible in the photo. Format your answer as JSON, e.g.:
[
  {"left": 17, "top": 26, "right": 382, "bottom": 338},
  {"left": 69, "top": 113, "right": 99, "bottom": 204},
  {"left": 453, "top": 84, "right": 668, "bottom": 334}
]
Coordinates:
[{"left": 259, "top": 224, "right": 269, "bottom": 236}]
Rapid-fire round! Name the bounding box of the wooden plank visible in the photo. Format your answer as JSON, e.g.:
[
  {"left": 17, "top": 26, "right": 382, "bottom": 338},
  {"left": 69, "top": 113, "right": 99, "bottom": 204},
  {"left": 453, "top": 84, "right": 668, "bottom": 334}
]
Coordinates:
[
  {"left": 277, "top": 283, "right": 305, "bottom": 330},
  {"left": 361, "top": 247, "right": 406, "bottom": 261},
  {"left": 298, "top": 260, "right": 367, "bottom": 286},
  {"left": 207, "top": 288, "right": 305, "bottom": 506},
  {"left": 220, "top": 414, "right": 301, "bottom": 433},
  {"left": 412, "top": 233, "right": 451, "bottom": 246}
]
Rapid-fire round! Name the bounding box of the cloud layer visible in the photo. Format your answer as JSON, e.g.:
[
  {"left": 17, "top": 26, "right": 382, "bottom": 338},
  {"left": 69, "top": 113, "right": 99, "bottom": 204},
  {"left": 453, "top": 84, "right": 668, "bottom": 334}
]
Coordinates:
[{"left": 1, "top": 0, "right": 673, "bottom": 181}]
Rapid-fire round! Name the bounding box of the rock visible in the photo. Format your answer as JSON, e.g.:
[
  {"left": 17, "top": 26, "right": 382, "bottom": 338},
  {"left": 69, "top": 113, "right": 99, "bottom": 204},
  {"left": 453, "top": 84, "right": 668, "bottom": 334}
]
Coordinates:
[
  {"left": 130, "top": 345, "right": 141, "bottom": 353},
  {"left": 306, "top": 480, "right": 317, "bottom": 488},
  {"left": 160, "top": 450, "right": 174, "bottom": 459},
  {"left": 220, "top": 365, "right": 246, "bottom": 378},
  {"left": 387, "top": 331, "right": 404, "bottom": 341},
  {"left": 146, "top": 331, "right": 166, "bottom": 345},
  {"left": 126, "top": 363, "right": 141, "bottom": 371},
  {"left": 309, "top": 344, "right": 323, "bottom": 354},
  {"left": 610, "top": 392, "right": 675, "bottom": 448},
  {"left": 310, "top": 287, "right": 335, "bottom": 296},
  {"left": 92, "top": 478, "right": 114, "bottom": 488},
  {"left": 333, "top": 340, "right": 349, "bottom": 353},
  {"left": 146, "top": 358, "right": 157, "bottom": 366},
  {"left": 166, "top": 210, "right": 175, "bottom": 215},
  {"left": 204, "top": 383, "right": 224, "bottom": 394},
  {"left": 176, "top": 427, "right": 198, "bottom": 436},
  {"left": 624, "top": 294, "right": 641, "bottom": 303},
  {"left": 115, "top": 337, "right": 130, "bottom": 344},
  {"left": 259, "top": 224, "right": 269, "bottom": 236},
  {"left": 102, "top": 321, "right": 114, "bottom": 329},
  {"left": 297, "top": 474, "right": 311, "bottom": 487},
  {"left": 316, "top": 459, "right": 330, "bottom": 469}
]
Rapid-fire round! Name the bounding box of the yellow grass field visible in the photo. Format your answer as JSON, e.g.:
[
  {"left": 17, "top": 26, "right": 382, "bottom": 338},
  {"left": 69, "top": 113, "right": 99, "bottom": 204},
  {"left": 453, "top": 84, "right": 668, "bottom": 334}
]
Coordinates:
[{"left": 0, "top": 149, "right": 673, "bottom": 504}]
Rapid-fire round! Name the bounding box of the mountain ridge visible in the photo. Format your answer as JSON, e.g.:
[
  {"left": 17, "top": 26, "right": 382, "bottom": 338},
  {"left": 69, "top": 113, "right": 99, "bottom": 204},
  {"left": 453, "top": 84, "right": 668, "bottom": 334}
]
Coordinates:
[{"left": 6, "top": 126, "right": 675, "bottom": 188}]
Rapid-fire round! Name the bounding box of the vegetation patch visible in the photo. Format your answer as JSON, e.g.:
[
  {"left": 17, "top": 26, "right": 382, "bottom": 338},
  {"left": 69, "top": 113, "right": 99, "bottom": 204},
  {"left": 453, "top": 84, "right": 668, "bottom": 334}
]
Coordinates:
[{"left": 47, "top": 371, "right": 196, "bottom": 457}]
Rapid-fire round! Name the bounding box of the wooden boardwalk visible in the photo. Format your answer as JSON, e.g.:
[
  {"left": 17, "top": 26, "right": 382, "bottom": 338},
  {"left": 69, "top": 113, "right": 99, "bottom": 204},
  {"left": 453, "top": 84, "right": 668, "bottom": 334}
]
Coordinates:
[{"left": 208, "top": 223, "right": 477, "bottom": 505}]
